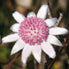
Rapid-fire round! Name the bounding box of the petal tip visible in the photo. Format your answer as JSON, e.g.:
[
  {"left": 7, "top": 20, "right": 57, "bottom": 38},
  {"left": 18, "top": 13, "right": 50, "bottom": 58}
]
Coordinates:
[
  {"left": 49, "top": 27, "right": 69, "bottom": 35},
  {"left": 12, "top": 11, "right": 20, "bottom": 18},
  {"left": 59, "top": 43, "right": 63, "bottom": 46},
  {"left": 12, "top": 11, "right": 19, "bottom": 15},
  {"left": 21, "top": 58, "right": 27, "bottom": 65},
  {"left": 10, "top": 53, "right": 13, "bottom": 56},
  {"left": 12, "top": 11, "right": 17, "bottom": 16},
  {"left": 12, "top": 11, "right": 25, "bottom": 23},
  {"left": 10, "top": 52, "right": 13, "bottom": 55},
  {"left": 42, "top": 4, "right": 48, "bottom": 7},
  {"left": 66, "top": 29, "right": 69, "bottom": 34},
  {"left": 10, "top": 49, "right": 15, "bottom": 55},
  {"left": 38, "top": 59, "right": 41, "bottom": 63},
  {"left": 62, "top": 29, "right": 69, "bottom": 35},
  {"left": 37, "top": 4, "right": 48, "bottom": 19},
  {"left": 27, "top": 12, "right": 36, "bottom": 17},
  {"left": 50, "top": 52, "right": 56, "bottom": 59},
  {"left": 2, "top": 37, "right": 7, "bottom": 43}
]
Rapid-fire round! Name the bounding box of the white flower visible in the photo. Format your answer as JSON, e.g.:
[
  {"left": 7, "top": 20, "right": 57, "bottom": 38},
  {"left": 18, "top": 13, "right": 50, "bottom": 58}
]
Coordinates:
[{"left": 2, "top": 5, "right": 68, "bottom": 64}]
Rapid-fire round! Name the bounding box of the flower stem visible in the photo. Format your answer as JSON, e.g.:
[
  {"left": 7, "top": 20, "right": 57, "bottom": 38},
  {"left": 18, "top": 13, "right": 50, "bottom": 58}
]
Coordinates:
[
  {"left": 38, "top": 63, "right": 42, "bottom": 69},
  {"left": 34, "top": 60, "right": 37, "bottom": 69},
  {"left": 48, "top": 37, "right": 69, "bottom": 69},
  {"left": 4, "top": 52, "right": 21, "bottom": 69},
  {"left": 38, "top": 53, "right": 46, "bottom": 69},
  {"left": 55, "top": 13, "right": 63, "bottom": 27}
]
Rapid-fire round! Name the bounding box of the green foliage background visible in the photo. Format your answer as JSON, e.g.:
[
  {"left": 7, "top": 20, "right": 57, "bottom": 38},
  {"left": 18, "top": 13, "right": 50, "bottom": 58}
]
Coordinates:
[{"left": 0, "top": 0, "right": 69, "bottom": 69}]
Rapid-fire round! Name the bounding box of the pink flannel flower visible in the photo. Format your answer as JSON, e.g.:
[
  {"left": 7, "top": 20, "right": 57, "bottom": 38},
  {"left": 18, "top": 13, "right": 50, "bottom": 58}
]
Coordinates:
[{"left": 2, "top": 5, "right": 68, "bottom": 64}]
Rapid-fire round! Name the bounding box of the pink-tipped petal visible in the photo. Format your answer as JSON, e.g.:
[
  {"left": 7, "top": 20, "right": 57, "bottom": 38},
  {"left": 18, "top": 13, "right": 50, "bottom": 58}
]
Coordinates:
[
  {"left": 37, "top": 5, "right": 48, "bottom": 19},
  {"left": 49, "top": 27, "right": 68, "bottom": 35},
  {"left": 47, "top": 35, "right": 62, "bottom": 46},
  {"left": 31, "top": 45, "right": 41, "bottom": 63},
  {"left": 10, "top": 24, "right": 20, "bottom": 32},
  {"left": 21, "top": 44, "right": 31, "bottom": 64},
  {"left": 12, "top": 11, "right": 25, "bottom": 23},
  {"left": 11, "top": 39, "right": 26, "bottom": 55},
  {"left": 2, "top": 33, "right": 20, "bottom": 43},
  {"left": 27, "top": 12, "right": 36, "bottom": 17},
  {"left": 41, "top": 41, "right": 56, "bottom": 58},
  {"left": 45, "top": 18, "right": 57, "bottom": 27}
]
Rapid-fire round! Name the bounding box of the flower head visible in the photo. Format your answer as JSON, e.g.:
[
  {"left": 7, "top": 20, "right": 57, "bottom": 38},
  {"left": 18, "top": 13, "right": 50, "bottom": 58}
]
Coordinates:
[
  {"left": 2, "top": 5, "right": 68, "bottom": 64},
  {"left": 19, "top": 17, "right": 49, "bottom": 45}
]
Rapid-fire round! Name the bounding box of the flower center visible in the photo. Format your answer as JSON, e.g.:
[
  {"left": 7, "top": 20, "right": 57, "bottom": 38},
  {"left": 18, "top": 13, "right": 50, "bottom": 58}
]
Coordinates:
[{"left": 19, "top": 17, "right": 49, "bottom": 45}]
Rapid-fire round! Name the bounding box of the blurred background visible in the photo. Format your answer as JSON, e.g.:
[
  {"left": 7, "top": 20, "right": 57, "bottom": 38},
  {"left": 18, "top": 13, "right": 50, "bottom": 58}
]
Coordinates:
[{"left": 0, "top": 0, "right": 69, "bottom": 69}]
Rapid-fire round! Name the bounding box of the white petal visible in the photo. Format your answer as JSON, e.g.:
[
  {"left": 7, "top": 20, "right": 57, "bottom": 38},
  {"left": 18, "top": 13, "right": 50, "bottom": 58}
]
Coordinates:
[
  {"left": 21, "top": 44, "right": 31, "bottom": 64},
  {"left": 37, "top": 5, "right": 48, "bottom": 19},
  {"left": 45, "top": 18, "right": 57, "bottom": 27},
  {"left": 2, "top": 33, "right": 20, "bottom": 43},
  {"left": 11, "top": 39, "right": 26, "bottom": 55},
  {"left": 27, "top": 12, "right": 36, "bottom": 17},
  {"left": 10, "top": 24, "right": 20, "bottom": 32},
  {"left": 41, "top": 41, "right": 56, "bottom": 58},
  {"left": 47, "top": 35, "right": 62, "bottom": 46},
  {"left": 31, "top": 45, "right": 41, "bottom": 63},
  {"left": 49, "top": 27, "right": 68, "bottom": 35},
  {"left": 12, "top": 11, "right": 25, "bottom": 23}
]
